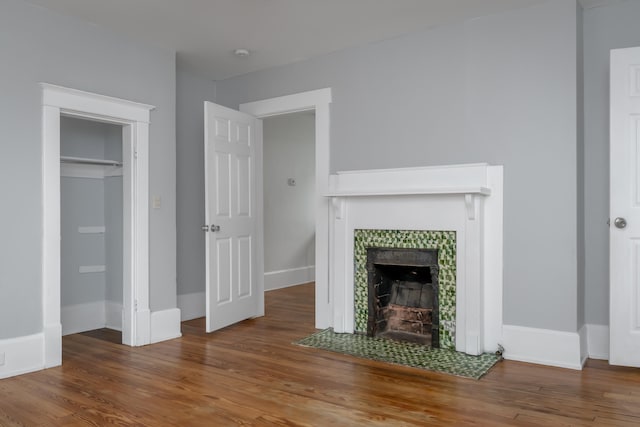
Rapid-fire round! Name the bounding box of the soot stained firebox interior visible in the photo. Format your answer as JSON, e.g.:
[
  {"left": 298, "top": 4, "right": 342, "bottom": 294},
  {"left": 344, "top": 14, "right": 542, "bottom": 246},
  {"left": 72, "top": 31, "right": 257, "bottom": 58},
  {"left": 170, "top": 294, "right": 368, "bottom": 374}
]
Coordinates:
[{"left": 366, "top": 248, "right": 439, "bottom": 347}]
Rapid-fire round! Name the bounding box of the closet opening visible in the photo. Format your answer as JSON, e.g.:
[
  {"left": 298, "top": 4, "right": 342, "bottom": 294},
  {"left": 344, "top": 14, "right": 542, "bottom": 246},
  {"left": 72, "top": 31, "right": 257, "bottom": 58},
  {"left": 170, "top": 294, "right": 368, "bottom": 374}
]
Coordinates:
[
  {"left": 42, "top": 83, "right": 154, "bottom": 368},
  {"left": 60, "top": 116, "right": 124, "bottom": 343}
]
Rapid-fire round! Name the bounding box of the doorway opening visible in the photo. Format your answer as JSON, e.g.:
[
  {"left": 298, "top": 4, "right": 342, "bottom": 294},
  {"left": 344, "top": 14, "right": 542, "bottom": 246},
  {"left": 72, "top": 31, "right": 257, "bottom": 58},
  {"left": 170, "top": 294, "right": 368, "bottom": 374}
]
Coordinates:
[
  {"left": 41, "top": 83, "right": 154, "bottom": 368},
  {"left": 199, "top": 90, "right": 331, "bottom": 333},
  {"left": 262, "top": 111, "right": 316, "bottom": 295}
]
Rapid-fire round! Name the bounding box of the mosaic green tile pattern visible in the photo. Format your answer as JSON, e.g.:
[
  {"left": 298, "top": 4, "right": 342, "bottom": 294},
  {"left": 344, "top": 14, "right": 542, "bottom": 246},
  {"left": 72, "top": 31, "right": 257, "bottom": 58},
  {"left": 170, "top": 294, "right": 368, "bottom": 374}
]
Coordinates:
[
  {"left": 354, "top": 229, "right": 457, "bottom": 350},
  {"left": 295, "top": 328, "right": 500, "bottom": 380}
]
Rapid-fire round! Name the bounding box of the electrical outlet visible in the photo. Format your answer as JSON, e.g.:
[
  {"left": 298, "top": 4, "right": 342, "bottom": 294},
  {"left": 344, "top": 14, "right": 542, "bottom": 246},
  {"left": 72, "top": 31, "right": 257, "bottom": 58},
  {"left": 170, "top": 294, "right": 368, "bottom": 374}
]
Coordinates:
[{"left": 0, "top": 352, "right": 5, "bottom": 366}]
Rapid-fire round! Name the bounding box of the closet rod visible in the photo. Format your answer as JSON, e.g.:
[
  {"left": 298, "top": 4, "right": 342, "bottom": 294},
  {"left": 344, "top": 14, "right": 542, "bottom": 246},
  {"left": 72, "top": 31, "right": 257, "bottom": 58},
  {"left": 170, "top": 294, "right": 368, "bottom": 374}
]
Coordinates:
[{"left": 60, "top": 156, "right": 122, "bottom": 167}]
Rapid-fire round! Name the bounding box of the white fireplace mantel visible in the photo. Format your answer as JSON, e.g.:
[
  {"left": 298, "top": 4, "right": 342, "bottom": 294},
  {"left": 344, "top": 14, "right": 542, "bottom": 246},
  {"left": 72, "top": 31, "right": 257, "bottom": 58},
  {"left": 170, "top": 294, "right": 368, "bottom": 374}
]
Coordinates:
[
  {"left": 324, "top": 163, "right": 503, "bottom": 356},
  {"left": 324, "top": 186, "right": 491, "bottom": 197}
]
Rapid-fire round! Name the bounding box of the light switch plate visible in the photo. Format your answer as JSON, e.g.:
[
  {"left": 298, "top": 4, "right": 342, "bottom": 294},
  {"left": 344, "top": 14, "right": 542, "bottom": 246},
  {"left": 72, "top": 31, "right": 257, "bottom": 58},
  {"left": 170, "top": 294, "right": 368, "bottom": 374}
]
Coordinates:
[{"left": 152, "top": 195, "right": 161, "bottom": 209}]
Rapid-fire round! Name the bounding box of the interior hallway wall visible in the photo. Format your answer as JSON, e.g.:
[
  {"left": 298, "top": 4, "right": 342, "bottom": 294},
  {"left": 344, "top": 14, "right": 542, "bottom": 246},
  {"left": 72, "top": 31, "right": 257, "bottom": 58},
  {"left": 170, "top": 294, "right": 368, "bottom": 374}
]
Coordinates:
[{"left": 263, "top": 112, "right": 316, "bottom": 290}]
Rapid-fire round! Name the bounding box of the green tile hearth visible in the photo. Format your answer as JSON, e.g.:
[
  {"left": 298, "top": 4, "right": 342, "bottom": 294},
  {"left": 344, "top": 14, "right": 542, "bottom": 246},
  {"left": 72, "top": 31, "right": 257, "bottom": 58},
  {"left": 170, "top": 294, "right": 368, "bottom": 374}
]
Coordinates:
[
  {"left": 353, "top": 229, "right": 457, "bottom": 349},
  {"left": 295, "top": 329, "right": 500, "bottom": 380}
]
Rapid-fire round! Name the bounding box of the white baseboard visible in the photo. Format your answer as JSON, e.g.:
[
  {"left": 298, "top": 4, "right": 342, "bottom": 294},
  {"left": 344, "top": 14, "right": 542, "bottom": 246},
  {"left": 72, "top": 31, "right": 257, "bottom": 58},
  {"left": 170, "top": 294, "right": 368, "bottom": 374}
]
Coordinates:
[
  {"left": 264, "top": 265, "right": 315, "bottom": 291},
  {"left": 44, "top": 322, "right": 62, "bottom": 368},
  {"left": 105, "top": 301, "right": 123, "bottom": 331},
  {"left": 61, "top": 300, "right": 123, "bottom": 335},
  {"left": 586, "top": 324, "right": 609, "bottom": 360},
  {"left": 61, "top": 301, "right": 106, "bottom": 336},
  {"left": 579, "top": 324, "right": 588, "bottom": 365},
  {"left": 177, "top": 267, "right": 316, "bottom": 319},
  {"left": 1, "top": 304, "right": 181, "bottom": 379},
  {"left": 502, "top": 324, "right": 584, "bottom": 370},
  {"left": 150, "top": 308, "right": 182, "bottom": 344},
  {"left": 177, "top": 292, "right": 205, "bottom": 321},
  {"left": 0, "top": 333, "right": 45, "bottom": 379}
]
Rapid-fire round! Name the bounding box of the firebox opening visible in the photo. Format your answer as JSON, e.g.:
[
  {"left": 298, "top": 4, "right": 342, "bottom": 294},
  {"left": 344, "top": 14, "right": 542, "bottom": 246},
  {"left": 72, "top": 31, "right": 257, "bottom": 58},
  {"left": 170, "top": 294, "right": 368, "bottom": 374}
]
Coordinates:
[{"left": 366, "top": 248, "right": 439, "bottom": 347}]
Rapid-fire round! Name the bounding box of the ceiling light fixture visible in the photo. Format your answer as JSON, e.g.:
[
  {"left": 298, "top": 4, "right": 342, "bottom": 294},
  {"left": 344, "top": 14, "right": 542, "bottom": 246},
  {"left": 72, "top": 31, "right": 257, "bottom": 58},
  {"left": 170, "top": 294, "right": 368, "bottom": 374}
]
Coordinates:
[{"left": 234, "top": 48, "right": 250, "bottom": 57}]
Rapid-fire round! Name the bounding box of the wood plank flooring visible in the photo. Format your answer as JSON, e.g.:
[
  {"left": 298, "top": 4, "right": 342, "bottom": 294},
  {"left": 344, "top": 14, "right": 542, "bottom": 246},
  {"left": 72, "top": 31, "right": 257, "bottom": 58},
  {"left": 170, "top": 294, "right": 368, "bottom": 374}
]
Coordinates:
[{"left": 2, "top": 283, "right": 640, "bottom": 426}]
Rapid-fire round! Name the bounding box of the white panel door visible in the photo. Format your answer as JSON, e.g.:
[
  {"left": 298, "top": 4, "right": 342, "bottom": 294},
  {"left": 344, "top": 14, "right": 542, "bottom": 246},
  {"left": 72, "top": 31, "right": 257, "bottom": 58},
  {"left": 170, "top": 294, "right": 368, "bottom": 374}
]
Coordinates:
[
  {"left": 204, "top": 101, "right": 262, "bottom": 332},
  {"left": 610, "top": 46, "right": 640, "bottom": 366}
]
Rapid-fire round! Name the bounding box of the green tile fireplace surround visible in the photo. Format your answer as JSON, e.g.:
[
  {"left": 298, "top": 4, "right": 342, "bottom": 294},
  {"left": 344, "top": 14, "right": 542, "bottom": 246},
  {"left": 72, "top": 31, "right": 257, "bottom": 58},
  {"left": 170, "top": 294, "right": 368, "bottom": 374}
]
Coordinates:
[{"left": 353, "top": 229, "right": 457, "bottom": 350}]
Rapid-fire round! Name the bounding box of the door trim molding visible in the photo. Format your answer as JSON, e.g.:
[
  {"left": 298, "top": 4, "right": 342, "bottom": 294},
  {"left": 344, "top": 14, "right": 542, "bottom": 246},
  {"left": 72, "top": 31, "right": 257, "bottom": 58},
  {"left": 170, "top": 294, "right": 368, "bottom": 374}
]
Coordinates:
[
  {"left": 41, "top": 83, "right": 153, "bottom": 368},
  {"left": 240, "top": 88, "right": 332, "bottom": 328}
]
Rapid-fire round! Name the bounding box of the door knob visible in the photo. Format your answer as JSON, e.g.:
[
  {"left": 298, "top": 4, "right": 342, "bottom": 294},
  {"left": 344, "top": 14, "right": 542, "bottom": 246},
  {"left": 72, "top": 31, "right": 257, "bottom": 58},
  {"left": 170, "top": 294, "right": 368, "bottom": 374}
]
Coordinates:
[
  {"left": 614, "top": 217, "right": 627, "bottom": 229},
  {"left": 210, "top": 224, "right": 221, "bottom": 232}
]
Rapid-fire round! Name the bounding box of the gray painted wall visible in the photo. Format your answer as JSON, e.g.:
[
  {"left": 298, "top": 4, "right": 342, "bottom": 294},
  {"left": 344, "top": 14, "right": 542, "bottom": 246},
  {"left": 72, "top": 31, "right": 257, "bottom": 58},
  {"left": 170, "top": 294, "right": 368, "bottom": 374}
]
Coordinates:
[
  {"left": 104, "top": 125, "right": 123, "bottom": 304},
  {"left": 104, "top": 175, "right": 123, "bottom": 304},
  {"left": 61, "top": 177, "right": 106, "bottom": 306},
  {"left": 464, "top": 1, "right": 579, "bottom": 332},
  {"left": 176, "top": 69, "right": 216, "bottom": 296},
  {"left": 0, "top": 0, "right": 176, "bottom": 339},
  {"left": 263, "top": 113, "right": 316, "bottom": 274},
  {"left": 215, "top": 0, "right": 580, "bottom": 332},
  {"left": 583, "top": 1, "right": 640, "bottom": 326},
  {"left": 577, "top": 3, "right": 585, "bottom": 329}
]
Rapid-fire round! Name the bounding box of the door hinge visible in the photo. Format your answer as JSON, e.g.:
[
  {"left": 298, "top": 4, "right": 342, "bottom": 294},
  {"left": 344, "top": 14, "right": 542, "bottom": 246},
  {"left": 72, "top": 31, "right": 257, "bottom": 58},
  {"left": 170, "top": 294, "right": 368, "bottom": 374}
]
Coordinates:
[
  {"left": 134, "top": 150, "right": 138, "bottom": 159},
  {"left": 134, "top": 300, "right": 138, "bottom": 311}
]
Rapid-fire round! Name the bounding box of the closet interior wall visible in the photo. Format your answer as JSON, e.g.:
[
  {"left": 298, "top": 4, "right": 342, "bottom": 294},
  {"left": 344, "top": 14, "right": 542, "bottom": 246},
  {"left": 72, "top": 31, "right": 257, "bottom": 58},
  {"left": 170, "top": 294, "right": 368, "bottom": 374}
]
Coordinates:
[{"left": 60, "top": 116, "right": 123, "bottom": 336}]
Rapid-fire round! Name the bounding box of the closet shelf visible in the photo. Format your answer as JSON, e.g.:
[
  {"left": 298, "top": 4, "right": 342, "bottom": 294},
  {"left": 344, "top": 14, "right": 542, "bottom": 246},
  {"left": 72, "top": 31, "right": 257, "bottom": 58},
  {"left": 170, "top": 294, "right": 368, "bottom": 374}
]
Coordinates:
[{"left": 60, "top": 156, "right": 122, "bottom": 167}]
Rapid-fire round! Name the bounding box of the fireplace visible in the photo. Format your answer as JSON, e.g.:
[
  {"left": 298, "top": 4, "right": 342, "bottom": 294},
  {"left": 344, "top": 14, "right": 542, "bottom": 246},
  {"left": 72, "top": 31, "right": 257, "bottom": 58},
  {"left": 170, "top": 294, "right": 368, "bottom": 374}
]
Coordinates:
[
  {"left": 326, "top": 163, "right": 503, "bottom": 356},
  {"left": 354, "top": 229, "right": 456, "bottom": 349},
  {"left": 367, "top": 248, "right": 439, "bottom": 347}
]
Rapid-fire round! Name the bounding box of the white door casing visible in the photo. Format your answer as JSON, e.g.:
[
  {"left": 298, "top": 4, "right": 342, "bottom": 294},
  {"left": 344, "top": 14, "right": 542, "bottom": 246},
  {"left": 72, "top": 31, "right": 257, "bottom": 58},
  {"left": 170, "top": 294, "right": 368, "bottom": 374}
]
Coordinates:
[
  {"left": 240, "top": 88, "right": 332, "bottom": 329},
  {"left": 610, "top": 46, "right": 640, "bottom": 366},
  {"left": 204, "top": 102, "right": 262, "bottom": 332},
  {"left": 42, "top": 84, "right": 153, "bottom": 368}
]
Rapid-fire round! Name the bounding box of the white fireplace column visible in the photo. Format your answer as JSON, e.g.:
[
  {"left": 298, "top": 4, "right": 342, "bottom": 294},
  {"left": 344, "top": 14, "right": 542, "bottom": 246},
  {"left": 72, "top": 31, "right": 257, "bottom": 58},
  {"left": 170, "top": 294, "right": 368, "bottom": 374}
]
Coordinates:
[
  {"left": 324, "top": 163, "right": 503, "bottom": 356},
  {"left": 462, "top": 193, "right": 484, "bottom": 355}
]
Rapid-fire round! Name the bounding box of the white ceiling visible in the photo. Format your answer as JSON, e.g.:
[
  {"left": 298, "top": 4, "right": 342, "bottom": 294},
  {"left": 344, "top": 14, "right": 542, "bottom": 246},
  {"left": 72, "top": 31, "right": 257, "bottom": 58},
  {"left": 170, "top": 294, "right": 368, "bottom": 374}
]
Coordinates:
[{"left": 23, "top": 0, "right": 620, "bottom": 81}]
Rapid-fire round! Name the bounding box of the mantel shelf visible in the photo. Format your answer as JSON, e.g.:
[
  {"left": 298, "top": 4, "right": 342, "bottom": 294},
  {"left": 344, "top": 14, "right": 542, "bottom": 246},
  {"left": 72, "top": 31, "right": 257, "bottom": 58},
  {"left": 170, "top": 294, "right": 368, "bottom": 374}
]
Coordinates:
[{"left": 323, "top": 186, "right": 491, "bottom": 198}]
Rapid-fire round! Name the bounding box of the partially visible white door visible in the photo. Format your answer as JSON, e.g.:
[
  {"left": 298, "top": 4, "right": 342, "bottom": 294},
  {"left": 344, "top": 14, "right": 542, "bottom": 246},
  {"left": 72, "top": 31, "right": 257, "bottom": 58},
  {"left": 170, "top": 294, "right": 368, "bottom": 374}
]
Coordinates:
[
  {"left": 204, "top": 101, "right": 262, "bottom": 332},
  {"left": 610, "top": 46, "right": 640, "bottom": 366}
]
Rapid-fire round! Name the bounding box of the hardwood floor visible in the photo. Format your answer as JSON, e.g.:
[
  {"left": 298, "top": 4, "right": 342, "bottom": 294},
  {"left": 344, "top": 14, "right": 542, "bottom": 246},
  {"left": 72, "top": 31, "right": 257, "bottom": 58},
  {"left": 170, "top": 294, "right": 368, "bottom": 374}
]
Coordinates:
[{"left": 2, "top": 283, "right": 640, "bottom": 426}]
